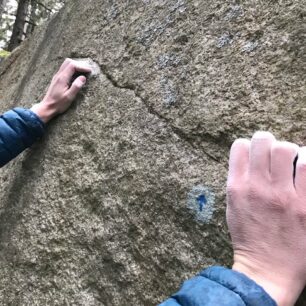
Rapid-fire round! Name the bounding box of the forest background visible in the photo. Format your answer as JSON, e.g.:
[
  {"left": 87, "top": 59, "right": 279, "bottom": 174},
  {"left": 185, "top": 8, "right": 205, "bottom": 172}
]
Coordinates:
[{"left": 0, "top": 0, "right": 63, "bottom": 54}]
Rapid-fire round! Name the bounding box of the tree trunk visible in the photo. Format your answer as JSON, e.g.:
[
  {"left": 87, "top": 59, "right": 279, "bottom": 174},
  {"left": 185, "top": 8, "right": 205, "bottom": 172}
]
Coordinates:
[
  {"left": 7, "top": 0, "right": 30, "bottom": 51},
  {"left": 0, "top": 0, "right": 4, "bottom": 23},
  {"left": 26, "top": 0, "right": 37, "bottom": 35},
  {"left": 0, "top": 0, "right": 7, "bottom": 31}
]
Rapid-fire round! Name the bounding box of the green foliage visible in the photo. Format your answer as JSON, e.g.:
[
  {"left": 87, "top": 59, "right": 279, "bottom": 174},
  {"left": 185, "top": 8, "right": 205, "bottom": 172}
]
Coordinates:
[{"left": 0, "top": 49, "right": 10, "bottom": 58}]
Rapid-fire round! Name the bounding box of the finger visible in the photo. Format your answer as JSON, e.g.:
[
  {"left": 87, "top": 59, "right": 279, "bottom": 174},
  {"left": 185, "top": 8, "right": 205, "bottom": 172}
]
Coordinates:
[
  {"left": 227, "top": 138, "right": 250, "bottom": 187},
  {"left": 270, "top": 141, "right": 299, "bottom": 189},
  {"left": 65, "top": 76, "right": 86, "bottom": 102},
  {"left": 57, "top": 58, "right": 73, "bottom": 73},
  {"left": 294, "top": 147, "right": 306, "bottom": 196},
  {"left": 62, "top": 60, "right": 92, "bottom": 81},
  {"left": 249, "top": 131, "right": 276, "bottom": 179}
]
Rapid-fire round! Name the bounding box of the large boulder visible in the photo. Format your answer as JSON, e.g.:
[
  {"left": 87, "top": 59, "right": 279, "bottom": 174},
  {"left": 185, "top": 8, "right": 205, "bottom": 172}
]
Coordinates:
[{"left": 0, "top": 0, "right": 305, "bottom": 304}]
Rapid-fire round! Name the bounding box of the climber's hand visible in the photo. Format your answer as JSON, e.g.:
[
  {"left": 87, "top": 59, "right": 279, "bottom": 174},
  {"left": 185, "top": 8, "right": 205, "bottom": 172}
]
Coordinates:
[
  {"left": 31, "top": 58, "right": 92, "bottom": 123},
  {"left": 226, "top": 131, "right": 306, "bottom": 306}
]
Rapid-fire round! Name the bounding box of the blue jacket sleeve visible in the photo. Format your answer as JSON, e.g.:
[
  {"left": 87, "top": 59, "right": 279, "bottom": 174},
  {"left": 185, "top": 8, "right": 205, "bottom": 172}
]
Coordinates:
[
  {"left": 160, "top": 266, "right": 277, "bottom": 306},
  {"left": 0, "top": 107, "right": 45, "bottom": 167}
]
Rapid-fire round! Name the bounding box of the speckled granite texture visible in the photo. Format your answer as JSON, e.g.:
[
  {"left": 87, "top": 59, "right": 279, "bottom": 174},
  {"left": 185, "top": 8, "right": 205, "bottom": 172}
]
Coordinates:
[{"left": 0, "top": 0, "right": 305, "bottom": 305}]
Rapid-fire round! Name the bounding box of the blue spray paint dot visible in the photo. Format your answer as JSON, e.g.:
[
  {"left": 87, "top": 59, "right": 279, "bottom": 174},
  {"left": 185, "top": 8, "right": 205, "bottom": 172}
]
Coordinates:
[
  {"left": 187, "top": 185, "right": 215, "bottom": 224},
  {"left": 197, "top": 194, "right": 207, "bottom": 212}
]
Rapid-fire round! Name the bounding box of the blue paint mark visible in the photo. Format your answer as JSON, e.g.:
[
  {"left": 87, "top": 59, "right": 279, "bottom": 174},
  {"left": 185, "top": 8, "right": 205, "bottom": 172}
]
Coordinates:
[
  {"left": 187, "top": 185, "right": 215, "bottom": 224},
  {"left": 197, "top": 194, "right": 207, "bottom": 211}
]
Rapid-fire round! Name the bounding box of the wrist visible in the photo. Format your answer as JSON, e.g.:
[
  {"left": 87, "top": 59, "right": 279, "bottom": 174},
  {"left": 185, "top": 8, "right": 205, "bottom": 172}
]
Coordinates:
[
  {"left": 233, "top": 260, "right": 303, "bottom": 306},
  {"left": 30, "top": 102, "right": 57, "bottom": 123}
]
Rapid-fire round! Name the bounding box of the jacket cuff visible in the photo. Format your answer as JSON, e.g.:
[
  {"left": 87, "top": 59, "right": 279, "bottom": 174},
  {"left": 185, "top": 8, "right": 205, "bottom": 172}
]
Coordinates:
[
  {"left": 200, "top": 266, "right": 277, "bottom": 306},
  {"left": 13, "top": 107, "right": 46, "bottom": 138}
]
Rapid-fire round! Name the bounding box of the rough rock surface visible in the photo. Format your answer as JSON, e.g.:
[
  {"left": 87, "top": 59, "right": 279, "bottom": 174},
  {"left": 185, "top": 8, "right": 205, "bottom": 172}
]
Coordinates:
[{"left": 0, "top": 0, "right": 305, "bottom": 305}]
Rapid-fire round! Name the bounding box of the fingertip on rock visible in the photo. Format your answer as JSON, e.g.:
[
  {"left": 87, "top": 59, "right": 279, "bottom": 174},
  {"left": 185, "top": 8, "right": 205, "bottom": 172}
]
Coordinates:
[{"left": 252, "top": 131, "right": 276, "bottom": 140}]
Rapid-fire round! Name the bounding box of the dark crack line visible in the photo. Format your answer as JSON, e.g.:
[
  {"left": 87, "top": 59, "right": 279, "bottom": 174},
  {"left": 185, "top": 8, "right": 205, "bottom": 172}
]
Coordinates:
[
  {"left": 67, "top": 53, "right": 221, "bottom": 163},
  {"left": 98, "top": 64, "right": 220, "bottom": 163}
]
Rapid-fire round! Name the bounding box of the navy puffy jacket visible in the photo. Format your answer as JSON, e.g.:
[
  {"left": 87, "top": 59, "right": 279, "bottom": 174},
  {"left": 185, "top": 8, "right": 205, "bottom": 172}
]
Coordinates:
[
  {"left": 0, "top": 108, "right": 277, "bottom": 306},
  {"left": 0, "top": 107, "right": 45, "bottom": 167},
  {"left": 160, "top": 266, "right": 277, "bottom": 306}
]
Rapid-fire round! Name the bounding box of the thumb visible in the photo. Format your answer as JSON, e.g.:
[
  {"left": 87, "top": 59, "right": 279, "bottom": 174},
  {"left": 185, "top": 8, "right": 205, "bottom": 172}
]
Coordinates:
[{"left": 66, "top": 75, "right": 86, "bottom": 101}]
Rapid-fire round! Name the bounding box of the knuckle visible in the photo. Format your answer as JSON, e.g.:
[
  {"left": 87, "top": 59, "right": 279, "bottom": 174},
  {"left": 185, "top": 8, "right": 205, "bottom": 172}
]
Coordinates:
[
  {"left": 62, "top": 92, "right": 70, "bottom": 100},
  {"left": 247, "top": 184, "right": 261, "bottom": 201},
  {"left": 226, "top": 183, "right": 245, "bottom": 200},
  {"left": 55, "top": 75, "right": 64, "bottom": 83},
  {"left": 269, "top": 201, "right": 287, "bottom": 213},
  {"left": 247, "top": 182, "right": 279, "bottom": 206},
  {"left": 60, "top": 58, "right": 71, "bottom": 69},
  {"left": 67, "top": 60, "right": 76, "bottom": 69},
  {"left": 266, "top": 191, "right": 289, "bottom": 213},
  {"left": 296, "top": 209, "right": 306, "bottom": 226},
  {"left": 64, "top": 92, "right": 73, "bottom": 102}
]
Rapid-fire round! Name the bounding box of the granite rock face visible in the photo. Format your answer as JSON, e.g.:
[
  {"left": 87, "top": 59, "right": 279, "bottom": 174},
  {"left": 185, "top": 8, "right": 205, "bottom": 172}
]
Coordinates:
[{"left": 0, "top": 0, "right": 305, "bottom": 305}]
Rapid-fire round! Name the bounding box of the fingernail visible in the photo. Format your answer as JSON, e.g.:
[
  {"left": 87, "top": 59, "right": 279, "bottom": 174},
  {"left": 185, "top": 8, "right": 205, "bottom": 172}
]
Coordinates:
[{"left": 79, "top": 75, "right": 86, "bottom": 84}]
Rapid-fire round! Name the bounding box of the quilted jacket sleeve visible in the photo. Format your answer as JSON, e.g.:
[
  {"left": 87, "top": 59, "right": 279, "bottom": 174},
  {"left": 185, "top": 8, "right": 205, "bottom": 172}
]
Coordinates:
[
  {"left": 0, "top": 107, "right": 45, "bottom": 167},
  {"left": 159, "top": 266, "right": 277, "bottom": 306}
]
